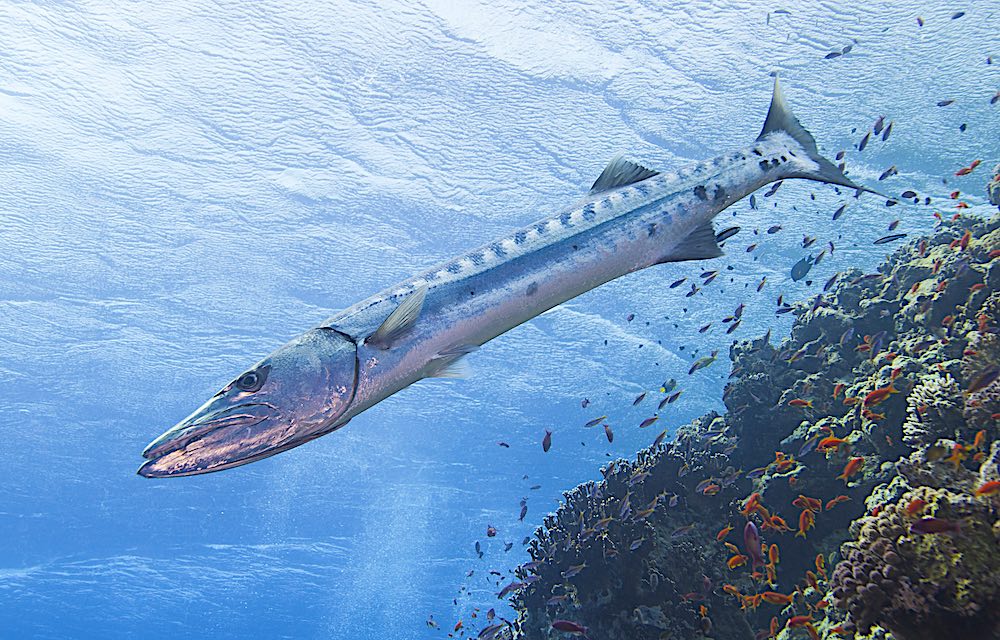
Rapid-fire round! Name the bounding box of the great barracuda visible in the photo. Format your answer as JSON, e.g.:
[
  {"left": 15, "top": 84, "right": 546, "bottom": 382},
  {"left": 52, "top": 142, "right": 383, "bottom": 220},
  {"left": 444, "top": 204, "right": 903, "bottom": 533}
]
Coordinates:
[{"left": 139, "top": 79, "right": 880, "bottom": 478}]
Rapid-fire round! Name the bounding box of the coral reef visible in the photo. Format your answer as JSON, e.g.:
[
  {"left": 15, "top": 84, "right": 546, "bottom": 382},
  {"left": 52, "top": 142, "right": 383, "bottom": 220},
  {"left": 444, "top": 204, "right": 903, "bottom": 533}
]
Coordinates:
[
  {"left": 509, "top": 210, "right": 1000, "bottom": 640},
  {"left": 830, "top": 486, "right": 1000, "bottom": 639}
]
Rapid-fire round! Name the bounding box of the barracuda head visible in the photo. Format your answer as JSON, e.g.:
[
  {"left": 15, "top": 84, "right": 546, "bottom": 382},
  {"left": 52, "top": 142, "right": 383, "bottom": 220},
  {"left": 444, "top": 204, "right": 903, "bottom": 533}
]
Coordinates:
[{"left": 138, "top": 328, "right": 358, "bottom": 478}]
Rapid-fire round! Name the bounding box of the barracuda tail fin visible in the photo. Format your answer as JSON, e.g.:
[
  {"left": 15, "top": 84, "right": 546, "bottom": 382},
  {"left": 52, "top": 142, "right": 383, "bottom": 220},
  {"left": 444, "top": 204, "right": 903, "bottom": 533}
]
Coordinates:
[{"left": 758, "top": 77, "right": 886, "bottom": 199}]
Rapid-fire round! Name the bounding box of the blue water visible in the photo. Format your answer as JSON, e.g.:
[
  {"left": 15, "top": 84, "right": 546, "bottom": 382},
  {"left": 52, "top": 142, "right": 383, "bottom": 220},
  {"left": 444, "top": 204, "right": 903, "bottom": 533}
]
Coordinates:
[{"left": 0, "top": 1, "right": 996, "bottom": 638}]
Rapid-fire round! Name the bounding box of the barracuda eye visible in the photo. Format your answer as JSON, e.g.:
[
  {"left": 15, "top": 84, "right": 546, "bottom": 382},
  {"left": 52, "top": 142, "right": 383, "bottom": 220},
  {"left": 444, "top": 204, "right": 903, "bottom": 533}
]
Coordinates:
[{"left": 235, "top": 365, "right": 270, "bottom": 392}]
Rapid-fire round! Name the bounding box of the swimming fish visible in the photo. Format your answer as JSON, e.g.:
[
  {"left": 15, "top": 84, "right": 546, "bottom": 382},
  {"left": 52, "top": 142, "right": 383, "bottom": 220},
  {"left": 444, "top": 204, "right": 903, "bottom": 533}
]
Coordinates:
[
  {"left": 791, "top": 255, "right": 814, "bottom": 281},
  {"left": 874, "top": 233, "right": 906, "bottom": 245},
  {"left": 138, "top": 78, "right": 881, "bottom": 477}
]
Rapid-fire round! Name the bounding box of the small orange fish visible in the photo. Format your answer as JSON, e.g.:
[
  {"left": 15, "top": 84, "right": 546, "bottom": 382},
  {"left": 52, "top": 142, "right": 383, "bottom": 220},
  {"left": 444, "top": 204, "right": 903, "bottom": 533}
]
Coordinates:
[
  {"left": 905, "top": 498, "right": 928, "bottom": 515},
  {"left": 788, "top": 398, "right": 813, "bottom": 408},
  {"left": 972, "top": 429, "right": 986, "bottom": 450},
  {"left": 824, "top": 495, "right": 850, "bottom": 510},
  {"left": 804, "top": 570, "right": 819, "bottom": 590},
  {"left": 942, "top": 314, "right": 954, "bottom": 326},
  {"left": 947, "top": 444, "right": 967, "bottom": 470},
  {"left": 761, "top": 591, "right": 792, "bottom": 606},
  {"left": 787, "top": 614, "right": 813, "bottom": 628},
  {"left": 699, "top": 604, "right": 708, "bottom": 617},
  {"left": 717, "top": 524, "right": 734, "bottom": 541},
  {"left": 793, "top": 495, "right": 822, "bottom": 512},
  {"left": 764, "top": 515, "right": 790, "bottom": 533},
  {"left": 842, "top": 396, "right": 860, "bottom": 406},
  {"left": 724, "top": 541, "right": 741, "bottom": 555},
  {"left": 909, "top": 282, "right": 920, "bottom": 294},
  {"left": 975, "top": 480, "right": 1000, "bottom": 496},
  {"left": 768, "top": 543, "right": 779, "bottom": 565},
  {"left": 864, "top": 385, "right": 898, "bottom": 407},
  {"left": 770, "top": 617, "right": 780, "bottom": 638},
  {"left": 973, "top": 451, "right": 985, "bottom": 463},
  {"left": 795, "top": 509, "right": 815, "bottom": 538},
  {"left": 890, "top": 367, "right": 902, "bottom": 380},
  {"left": 454, "top": 620, "right": 463, "bottom": 632},
  {"left": 722, "top": 584, "right": 740, "bottom": 597},
  {"left": 956, "top": 201, "right": 969, "bottom": 209},
  {"left": 959, "top": 230, "right": 971, "bottom": 250},
  {"left": 765, "top": 563, "right": 777, "bottom": 585},
  {"left": 932, "top": 259, "right": 942, "bottom": 275},
  {"left": 862, "top": 409, "right": 886, "bottom": 421},
  {"left": 832, "top": 382, "right": 845, "bottom": 399},
  {"left": 740, "top": 493, "right": 762, "bottom": 517},
  {"left": 979, "top": 314, "right": 991, "bottom": 332},
  {"left": 817, "top": 436, "right": 848, "bottom": 452},
  {"left": 950, "top": 190, "right": 960, "bottom": 199},
  {"left": 971, "top": 283, "right": 985, "bottom": 292},
  {"left": 727, "top": 554, "right": 748, "bottom": 569},
  {"left": 837, "top": 457, "right": 864, "bottom": 483},
  {"left": 990, "top": 249, "right": 1000, "bottom": 259},
  {"left": 815, "top": 554, "right": 826, "bottom": 579}
]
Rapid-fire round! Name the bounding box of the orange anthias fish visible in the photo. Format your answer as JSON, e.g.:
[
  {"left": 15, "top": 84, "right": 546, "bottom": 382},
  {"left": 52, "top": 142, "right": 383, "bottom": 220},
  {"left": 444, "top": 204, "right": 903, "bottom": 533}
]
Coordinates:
[
  {"left": 824, "top": 495, "right": 851, "bottom": 510},
  {"left": 817, "top": 436, "right": 848, "bottom": 452},
  {"left": 728, "top": 554, "right": 749, "bottom": 569},
  {"left": 740, "top": 493, "right": 762, "bottom": 517},
  {"left": 788, "top": 398, "right": 813, "bottom": 408},
  {"left": 761, "top": 591, "right": 793, "bottom": 606},
  {"left": 832, "top": 382, "right": 845, "bottom": 399},
  {"left": 947, "top": 444, "right": 967, "bottom": 470},
  {"left": 975, "top": 480, "right": 1000, "bottom": 497},
  {"left": 837, "top": 457, "right": 864, "bottom": 483},
  {"left": 768, "top": 543, "right": 779, "bottom": 565},
  {"left": 793, "top": 495, "right": 822, "bottom": 512},
  {"left": 972, "top": 429, "right": 986, "bottom": 450},
  {"left": 906, "top": 498, "right": 928, "bottom": 515},
  {"left": 795, "top": 509, "right": 815, "bottom": 538},
  {"left": 815, "top": 554, "right": 826, "bottom": 579},
  {"left": 863, "top": 385, "right": 898, "bottom": 407},
  {"left": 959, "top": 230, "right": 972, "bottom": 250},
  {"left": 842, "top": 396, "right": 860, "bottom": 406},
  {"left": 717, "top": 524, "right": 734, "bottom": 541}
]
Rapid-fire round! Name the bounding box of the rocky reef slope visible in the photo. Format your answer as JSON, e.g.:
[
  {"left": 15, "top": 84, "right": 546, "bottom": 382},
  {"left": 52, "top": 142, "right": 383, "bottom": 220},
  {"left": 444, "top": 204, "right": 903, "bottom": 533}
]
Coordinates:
[{"left": 507, "top": 210, "right": 1000, "bottom": 640}]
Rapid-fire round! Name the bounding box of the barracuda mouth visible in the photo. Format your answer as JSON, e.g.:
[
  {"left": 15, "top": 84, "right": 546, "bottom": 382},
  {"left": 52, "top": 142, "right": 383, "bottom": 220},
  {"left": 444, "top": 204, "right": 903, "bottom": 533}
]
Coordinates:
[{"left": 138, "top": 403, "right": 282, "bottom": 478}]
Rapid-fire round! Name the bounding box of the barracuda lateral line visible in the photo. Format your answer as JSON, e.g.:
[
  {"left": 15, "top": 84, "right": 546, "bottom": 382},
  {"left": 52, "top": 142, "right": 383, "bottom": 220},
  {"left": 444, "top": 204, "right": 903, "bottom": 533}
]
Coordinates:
[{"left": 138, "top": 78, "right": 881, "bottom": 478}]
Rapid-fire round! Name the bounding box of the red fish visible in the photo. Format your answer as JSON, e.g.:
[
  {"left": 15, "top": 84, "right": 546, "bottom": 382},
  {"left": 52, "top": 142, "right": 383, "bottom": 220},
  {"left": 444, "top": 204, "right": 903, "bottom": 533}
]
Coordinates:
[
  {"left": 975, "top": 480, "right": 1000, "bottom": 496},
  {"left": 905, "top": 498, "right": 928, "bottom": 515},
  {"left": 760, "top": 591, "right": 792, "bottom": 606},
  {"left": 551, "top": 620, "right": 589, "bottom": 637},
  {"left": 795, "top": 509, "right": 815, "bottom": 538},
  {"left": 832, "top": 382, "right": 845, "bottom": 399},
  {"left": 717, "top": 524, "right": 734, "bottom": 541},
  {"left": 788, "top": 398, "right": 813, "bottom": 408},
  {"left": 825, "top": 495, "right": 850, "bottom": 510},
  {"left": 837, "top": 457, "right": 864, "bottom": 483},
  {"left": 863, "top": 385, "right": 898, "bottom": 406},
  {"left": 793, "top": 495, "right": 822, "bottom": 512}
]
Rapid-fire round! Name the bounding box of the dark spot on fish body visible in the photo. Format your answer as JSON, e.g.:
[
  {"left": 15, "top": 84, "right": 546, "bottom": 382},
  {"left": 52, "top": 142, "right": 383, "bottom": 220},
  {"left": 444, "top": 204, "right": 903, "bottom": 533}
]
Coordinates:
[
  {"left": 526, "top": 282, "right": 538, "bottom": 296},
  {"left": 535, "top": 222, "right": 547, "bottom": 235},
  {"left": 559, "top": 211, "right": 572, "bottom": 227},
  {"left": 514, "top": 230, "right": 527, "bottom": 244},
  {"left": 582, "top": 203, "right": 597, "bottom": 222},
  {"left": 647, "top": 223, "right": 657, "bottom": 237},
  {"left": 770, "top": 159, "right": 780, "bottom": 168},
  {"left": 714, "top": 185, "right": 727, "bottom": 202},
  {"left": 490, "top": 242, "right": 507, "bottom": 258},
  {"left": 752, "top": 148, "right": 763, "bottom": 156},
  {"left": 759, "top": 160, "right": 770, "bottom": 171},
  {"left": 694, "top": 185, "right": 708, "bottom": 200},
  {"left": 780, "top": 156, "right": 787, "bottom": 162},
  {"left": 469, "top": 251, "right": 484, "bottom": 265},
  {"left": 447, "top": 262, "right": 462, "bottom": 274}
]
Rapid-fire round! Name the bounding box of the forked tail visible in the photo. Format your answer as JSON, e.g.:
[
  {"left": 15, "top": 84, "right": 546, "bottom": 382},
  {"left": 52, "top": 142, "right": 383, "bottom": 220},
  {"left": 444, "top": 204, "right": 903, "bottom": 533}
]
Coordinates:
[{"left": 758, "top": 77, "right": 886, "bottom": 198}]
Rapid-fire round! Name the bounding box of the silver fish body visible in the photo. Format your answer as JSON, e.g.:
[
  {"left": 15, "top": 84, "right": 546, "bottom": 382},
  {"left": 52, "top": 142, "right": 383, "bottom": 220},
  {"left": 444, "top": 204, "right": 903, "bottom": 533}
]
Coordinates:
[{"left": 139, "top": 79, "right": 877, "bottom": 477}]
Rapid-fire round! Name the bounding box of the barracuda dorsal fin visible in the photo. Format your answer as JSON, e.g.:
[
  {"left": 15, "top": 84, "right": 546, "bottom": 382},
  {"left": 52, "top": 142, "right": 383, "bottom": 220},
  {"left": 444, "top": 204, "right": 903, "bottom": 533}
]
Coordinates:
[
  {"left": 589, "top": 155, "right": 659, "bottom": 194},
  {"left": 366, "top": 284, "right": 428, "bottom": 349},
  {"left": 656, "top": 221, "right": 723, "bottom": 263}
]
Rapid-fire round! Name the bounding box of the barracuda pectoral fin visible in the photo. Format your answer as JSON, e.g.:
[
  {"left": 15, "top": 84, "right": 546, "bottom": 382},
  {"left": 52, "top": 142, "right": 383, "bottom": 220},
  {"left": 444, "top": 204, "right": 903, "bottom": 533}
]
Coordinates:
[
  {"left": 366, "top": 284, "right": 428, "bottom": 349},
  {"left": 589, "top": 155, "right": 659, "bottom": 194},
  {"left": 656, "top": 221, "right": 723, "bottom": 264},
  {"left": 428, "top": 344, "right": 479, "bottom": 378}
]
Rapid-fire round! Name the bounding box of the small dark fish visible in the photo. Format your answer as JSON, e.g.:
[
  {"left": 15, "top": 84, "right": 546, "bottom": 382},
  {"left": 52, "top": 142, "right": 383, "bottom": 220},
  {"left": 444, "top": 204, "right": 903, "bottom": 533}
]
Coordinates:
[
  {"left": 746, "top": 243, "right": 758, "bottom": 252},
  {"left": 824, "top": 272, "right": 839, "bottom": 291},
  {"left": 504, "top": 542, "right": 513, "bottom": 552},
  {"left": 873, "top": 115, "right": 885, "bottom": 134},
  {"left": 667, "top": 390, "right": 682, "bottom": 404},
  {"left": 959, "top": 123, "right": 966, "bottom": 132},
  {"left": 967, "top": 365, "right": 1000, "bottom": 393},
  {"left": 773, "top": 8, "right": 790, "bottom": 14},
  {"left": 716, "top": 226, "right": 741, "bottom": 242},
  {"left": 888, "top": 219, "right": 900, "bottom": 231},
  {"left": 629, "top": 537, "right": 645, "bottom": 551},
  {"left": 749, "top": 194, "right": 757, "bottom": 209},
  {"left": 776, "top": 306, "right": 794, "bottom": 315},
  {"left": 530, "top": 484, "right": 541, "bottom": 490},
  {"left": 992, "top": 91, "right": 1000, "bottom": 105},
  {"left": 660, "top": 378, "right": 677, "bottom": 393},
  {"left": 882, "top": 121, "right": 893, "bottom": 141},
  {"left": 917, "top": 16, "right": 924, "bottom": 26},
  {"left": 833, "top": 203, "right": 848, "bottom": 220},
  {"left": 874, "top": 233, "right": 907, "bottom": 245},
  {"left": 669, "top": 277, "right": 687, "bottom": 289},
  {"left": 580, "top": 398, "right": 590, "bottom": 408},
  {"left": 519, "top": 504, "right": 528, "bottom": 521},
  {"left": 835, "top": 150, "right": 845, "bottom": 160},
  {"left": 497, "top": 441, "right": 510, "bottom": 448},
  {"left": 802, "top": 235, "right": 816, "bottom": 248},
  {"left": 727, "top": 320, "right": 741, "bottom": 334},
  {"left": 668, "top": 493, "right": 679, "bottom": 506},
  {"left": 791, "top": 255, "right": 814, "bottom": 281},
  {"left": 686, "top": 284, "right": 700, "bottom": 297},
  {"left": 475, "top": 540, "right": 482, "bottom": 556},
  {"left": 639, "top": 415, "right": 659, "bottom": 429},
  {"left": 542, "top": 430, "right": 552, "bottom": 452},
  {"left": 878, "top": 165, "right": 897, "bottom": 181},
  {"left": 824, "top": 51, "right": 841, "bottom": 59},
  {"left": 767, "top": 225, "right": 782, "bottom": 234},
  {"left": 901, "top": 190, "right": 917, "bottom": 199},
  {"left": 551, "top": 620, "right": 588, "bottom": 636},
  {"left": 764, "top": 180, "right": 782, "bottom": 197},
  {"left": 584, "top": 415, "right": 606, "bottom": 428},
  {"left": 603, "top": 423, "right": 614, "bottom": 443},
  {"left": 937, "top": 99, "right": 955, "bottom": 107},
  {"left": 633, "top": 392, "right": 646, "bottom": 405},
  {"left": 814, "top": 249, "right": 826, "bottom": 266},
  {"left": 951, "top": 11, "right": 964, "bottom": 19},
  {"left": 698, "top": 323, "right": 711, "bottom": 333},
  {"left": 858, "top": 131, "right": 870, "bottom": 151},
  {"left": 626, "top": 313, "right": 634, "bottom": 322},
  {"left": 910, "top": 517, "right": 961, "bottom": 535},
  {"left": 841, "top": 44, "right": 853, "bottom": 55},
  {"left": 653, "top": 430, "right": 667, "bottom": 448}
]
